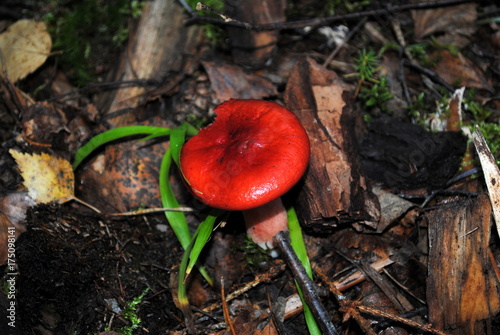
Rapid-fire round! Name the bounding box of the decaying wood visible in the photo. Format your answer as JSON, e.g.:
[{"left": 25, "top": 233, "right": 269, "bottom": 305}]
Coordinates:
[
  {"left": 96, "top": 0, "right": 202, "bottom": 126},
  {"left": 77, "top": 0, "right": 203, "bottom": 212},
  {"left": 224, "top": 0, "right": 286, "bottom": 68},
  {"left": 427, "top": 193, "right": 500, "bottom": 334},
  {"left": 360, "top": 116, "right": 467, "bottom": 191},
  {"left": 473, "top": 127, "right": 500, "bottom": 241},
  {"left": 284, "top": 58, "right": 380, "bottom": 232}
]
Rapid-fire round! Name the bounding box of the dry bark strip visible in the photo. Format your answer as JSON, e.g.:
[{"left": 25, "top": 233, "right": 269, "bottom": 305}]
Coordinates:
[
  {"left": 284, "top": 58, "right": 380, "bottom": 232},
  {"left": 77, "top": 0, "right": 203, "bottom": 212},
  {"left": 426, "top": 193, "right": 500, "bottom": 334},
  {"left": 95, "top": 0, "right": 202, "bottom": 125}
]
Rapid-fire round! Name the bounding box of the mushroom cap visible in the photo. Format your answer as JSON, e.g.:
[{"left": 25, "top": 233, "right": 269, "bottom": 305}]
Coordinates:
[{"left": 180, "top": 99, "right": 310, "bottom": 211}]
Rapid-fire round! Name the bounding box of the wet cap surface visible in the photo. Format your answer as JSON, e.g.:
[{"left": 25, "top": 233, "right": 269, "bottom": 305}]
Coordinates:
[{"left": 180, "top": 99, "right": 310, "bottom": 210}]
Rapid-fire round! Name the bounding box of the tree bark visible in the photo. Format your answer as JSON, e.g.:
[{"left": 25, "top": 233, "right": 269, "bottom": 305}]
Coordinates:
[
  {"left": 427, "top": 193, "right": 500, "bottom": 334},
  {"left": 284, "top": 58, "right": 380, "bottom": 232}
]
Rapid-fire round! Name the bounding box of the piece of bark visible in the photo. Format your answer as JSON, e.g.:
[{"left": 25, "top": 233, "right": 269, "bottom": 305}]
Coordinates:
[
  {"left": 96, "top": 0, "right": 202, "bottom": 125},
  {"left": 225, "top": 0, "right": 286, "bottom": 68},
  {"left": 77, "top": 0, "right": 203, "bottom": 212},
  {"left": 426, "top": 194, "right": 500, "bottom": 334},
  {"left": 371, "top": 187, "right": 417, "bottom": 233},
  {"left": 201, "top": 60, "right": 277, "bottom": 101},
  {"left": 284, "top": 57, "right": 380, "bottom": 232}
]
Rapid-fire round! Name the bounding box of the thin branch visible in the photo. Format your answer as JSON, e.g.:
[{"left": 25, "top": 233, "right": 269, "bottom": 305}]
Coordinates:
[
  {"left": 403, "top": 59, "right": 456, "bottom": 93},
  {"left": 273, "top": 231, "right": 338, "bottom": 335},
  {"left": 186, "top": 0, "right": 474, "bottom": 31}
]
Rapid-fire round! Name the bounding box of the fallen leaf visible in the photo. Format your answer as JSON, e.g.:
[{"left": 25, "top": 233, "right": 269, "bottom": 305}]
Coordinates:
[
  {"left": 9, "top": 149, "right": 74, "bottom": 204},
  {"left": 412, "top": 3, "right": 477, "bottom": 47},
  {"left": 0, "top": 19, "right": 52, "bottom": 82},
  {"left": 202, "top": 60, "right": 277, "bottom": 101},
  {"left": 432, "top": 50, "right": 493, "bottom": 92}
]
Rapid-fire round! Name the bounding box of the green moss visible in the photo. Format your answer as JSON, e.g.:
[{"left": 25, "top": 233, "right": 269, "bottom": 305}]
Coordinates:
[
  {"left": 42, "top": 0, "right": 145, "bottom": 86},
  {"left": 117, "top": 288, "right": 149, "bottom": 335}
]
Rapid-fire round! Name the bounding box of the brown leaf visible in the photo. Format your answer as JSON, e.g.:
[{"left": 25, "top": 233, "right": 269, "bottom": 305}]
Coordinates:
[
  {"left": 9, "top": 150, "right": 74, "bottom": 204},
  {"left": 0, "top": 19, "right": 52, "bottom": 82},
  {"left": 412, "top": 3, "right": 477, "bottom": 47},
  {"left": 432, "top": 50, "right": 493, "bottom": 92},
  {"left": 202, "top": 60, "right": 277, "bottom": 101}
]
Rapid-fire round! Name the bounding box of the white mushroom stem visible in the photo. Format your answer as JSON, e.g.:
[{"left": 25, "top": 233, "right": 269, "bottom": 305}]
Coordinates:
[{"left": 243, "top": 197, "right": 288, "bottom": 250}]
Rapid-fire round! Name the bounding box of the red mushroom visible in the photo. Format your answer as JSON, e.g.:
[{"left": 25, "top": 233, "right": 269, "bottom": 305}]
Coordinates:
[{"left": 180, "top": 99, "right": 310, "bottom": 250}]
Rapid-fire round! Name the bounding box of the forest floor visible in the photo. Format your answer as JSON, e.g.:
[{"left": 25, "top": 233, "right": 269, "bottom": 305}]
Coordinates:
[{"left": 1, "top": 1, "right": 500, "bottom": 334}]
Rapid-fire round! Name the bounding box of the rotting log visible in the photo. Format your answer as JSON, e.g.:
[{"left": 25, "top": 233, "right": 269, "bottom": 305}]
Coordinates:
[
  {"left": 284, "top": 57, "right": 380, "bottom": 232},
  {"left": 427, "top": 193, "right": 500, "bottom": 335},
  {"left": 95, "top": 0, "right": 203, "bottom": 126},
  {"left": 78, "top": 0, "right": 203, "bottom": 212}
]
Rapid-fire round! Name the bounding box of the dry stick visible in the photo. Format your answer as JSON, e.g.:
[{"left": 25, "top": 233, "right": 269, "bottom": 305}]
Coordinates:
[
  {"left": 187, "top": 0, "right": 474, "bottom": 31},
  {"left": 203, "top": 262, "right": 286, "bottom": 312},
  {"left": 220, "top": 277, "right": 237, "bottom": 335},
  {"left": 314, "top": 264, "right": 447, "bottom": 335},
  {"left": 402, "top": 59, "right": 455, "bottom": 93},
  {"left": 107, "top": 207, "right": 195, "bottom": 217},
  {"left": 391, "top": 18, "right": 442, "bottom": 99},
  {"left": 315, "top": 267, "right": 377, "bottom": 335},
  {"left": 273, "top": 231, "right": 338, "bottom": 335}
]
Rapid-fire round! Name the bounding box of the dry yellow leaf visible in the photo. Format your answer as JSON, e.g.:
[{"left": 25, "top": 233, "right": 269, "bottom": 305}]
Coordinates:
[
  {"left": 9, "top": 149, "right": 74, "bottom": 204},
  {"left": 0, "top": 19, "right": 52, "bottom": 82}
]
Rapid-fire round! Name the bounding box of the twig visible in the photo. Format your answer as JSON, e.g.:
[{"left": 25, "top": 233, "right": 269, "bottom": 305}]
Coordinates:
[
  {"left": 273, "top": 231, "right": 338, "bottom": 335},
  {"left": 357, "top": 305, "right": 447, "bottom": 335},
  {"left": 178, "top": 0, "right": 195, "bottom": 16},
  {"left": 107, "top": 207, "right": 195, "bottom": 217},
  {"left": 186, "top": 0, "right": 474, "bottom": 31},
  {"left": 315, "top": 266, "right": 377, "bottom": 334},
  {"left": 315, "top": 263, "right": 447, "bottom": 335},
  {"left": 202, "top": 262, "right": 286, "bottom": 312},
  {"left": 220, "top": 277, "right": 237, "bottom": 335},
  {"left": 323, "top": 17, "right": 367, "bottom": 67},
  {"left": 402, "top": 59, "right": 456, "bottom": 93},
  {"left": 196, "top": 2, "right": 240, "bottom": 24}
]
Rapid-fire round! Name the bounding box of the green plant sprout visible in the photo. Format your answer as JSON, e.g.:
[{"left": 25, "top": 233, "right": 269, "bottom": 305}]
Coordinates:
[
  {"left": 351, "top": 48, "right": 394, "bottom": 114},
  {"left": 359, "top": 76, "right": 394, "bottom": 113},
  {"left": 117, "top": 288, "right": 150, "bottom": 335},
  {"left": 73, "top": 120, "right": 320, "bottom": 333},
  {"left": 353, "top": 48, "right": 379, "bottom": 84}
]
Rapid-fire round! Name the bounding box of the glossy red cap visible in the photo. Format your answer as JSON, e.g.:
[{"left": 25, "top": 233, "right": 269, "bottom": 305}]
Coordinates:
[{"left": 180, "top": 99, "right": 310, "bottom": 211}]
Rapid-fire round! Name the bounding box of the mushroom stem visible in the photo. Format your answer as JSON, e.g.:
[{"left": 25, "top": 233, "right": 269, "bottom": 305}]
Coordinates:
[{"left": 243, "top": 197, "right": 288, "bottom": 250}]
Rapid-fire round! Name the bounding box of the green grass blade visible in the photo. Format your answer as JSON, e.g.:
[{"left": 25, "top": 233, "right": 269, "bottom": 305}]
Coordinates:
[
  {"left": 287, "top": 207, "right": 321, "bottom": 335},
  {"left": 160, "top": 146, "right": 213, "bottom": 286},
  {"left": 177, "top": 214, "right": 217, "bottom": 331},
  {"left": 170, "top": 124, "right": 187, "bottom": 167},
  {"left": 159, "top": 148, "right": 192, "bottom": 249},
  {"left": 184, "top": 122, "right": 200, "bottom": 137},
  {"left": 177, "top": 233, "right": 197, "bottom": 331},
  {"left": 185, "top": 214, "right": 216, "bottom": 276},
  {"left": 287, "top": 207, "right": 313, "bottom": 278},
  {"left": 72, "top": 125, "right": 171, "bottom": 169}
]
